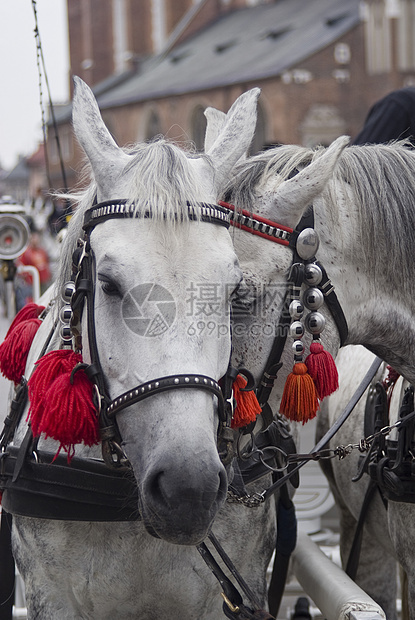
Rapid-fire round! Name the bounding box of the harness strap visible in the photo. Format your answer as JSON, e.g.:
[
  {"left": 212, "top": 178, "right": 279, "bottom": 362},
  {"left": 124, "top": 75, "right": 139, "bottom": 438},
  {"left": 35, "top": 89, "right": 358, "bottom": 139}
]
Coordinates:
[
  {"left": 345, "top": 479, "right": 378, "bottom": 581},
  {"left": 261, "top": 355, "right": 383, "bottom": 500},
  {"left": 83, "top": 200, "right": 231, "bottom": 231},
  {"left": 107, "top": 374, "right": 225, "bottom": 420},
  {"left": 197, "top": 537, "right": 275, "bottom": 620}
]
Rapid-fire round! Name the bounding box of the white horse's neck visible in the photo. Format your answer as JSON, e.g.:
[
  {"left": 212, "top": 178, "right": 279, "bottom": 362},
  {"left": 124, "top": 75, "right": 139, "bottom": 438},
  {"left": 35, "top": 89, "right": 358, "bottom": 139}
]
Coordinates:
[{"left": 315, "top": 184, "right": 415, "bottom": 384}]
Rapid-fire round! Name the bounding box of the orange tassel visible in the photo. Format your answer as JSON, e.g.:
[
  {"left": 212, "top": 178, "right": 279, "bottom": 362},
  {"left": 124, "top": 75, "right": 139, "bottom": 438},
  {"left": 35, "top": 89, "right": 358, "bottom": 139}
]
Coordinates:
[
  {"left": 279, "top": 362, "right": 319, "bottom": 424},
  {"left": 232, "top": 374, "right": 262, "bottom": 429},
  {"left": 305, "top": 341, "right": 338, "bottom": 399}
]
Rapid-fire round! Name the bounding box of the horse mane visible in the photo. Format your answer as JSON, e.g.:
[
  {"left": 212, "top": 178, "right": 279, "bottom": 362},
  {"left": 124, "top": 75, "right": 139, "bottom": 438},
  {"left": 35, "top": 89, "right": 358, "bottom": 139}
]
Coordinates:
[
  {"left": 54, "top": 139, "right": 211, "bottom": 306},
  {"left": 223, "top": 141, "right": 415, "bottom": 294}
]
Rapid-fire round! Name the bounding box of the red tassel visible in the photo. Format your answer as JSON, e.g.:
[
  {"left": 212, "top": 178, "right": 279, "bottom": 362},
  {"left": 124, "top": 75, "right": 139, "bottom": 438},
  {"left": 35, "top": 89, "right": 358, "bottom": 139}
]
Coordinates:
[
  {"left": 5, "top": 303, "right": 44, "bottom": 338},
  {"left": 305, "top": 341, "right": 339, "bottom": 399},
  {"left": 28, "top": 349, "right": 83, "bottom": 416},
  {"left": 231, "top": 374, "right": 262, "bottom": 429},
  {"left": 0, "top": 318, "right": 42, "bottom": 383},
  {"left": 279, "top": 362, "right": 319, "bottom": 424},
  {"left": 27, "top": 349, "right": 99, "bottom": 460},
  {"left": 0, "top": 303, "right": 45, "bottom": 384}
]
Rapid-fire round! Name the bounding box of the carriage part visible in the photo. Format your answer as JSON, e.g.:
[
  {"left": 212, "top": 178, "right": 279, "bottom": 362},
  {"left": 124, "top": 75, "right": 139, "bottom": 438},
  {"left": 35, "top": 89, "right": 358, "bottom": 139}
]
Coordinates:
[{"left": 0, "top": 213, "right": 30, "bottom": 260}]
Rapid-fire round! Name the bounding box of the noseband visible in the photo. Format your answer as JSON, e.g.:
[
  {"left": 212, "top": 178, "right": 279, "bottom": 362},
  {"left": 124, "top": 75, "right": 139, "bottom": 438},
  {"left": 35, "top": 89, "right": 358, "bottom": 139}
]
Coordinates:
[{"left": 66, "top": 200, "right": 235, "bottom": 467}]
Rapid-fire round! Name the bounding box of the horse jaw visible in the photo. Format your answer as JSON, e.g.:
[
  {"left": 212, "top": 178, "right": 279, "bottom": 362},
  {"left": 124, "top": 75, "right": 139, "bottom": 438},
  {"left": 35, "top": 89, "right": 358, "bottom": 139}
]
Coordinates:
[
  {"left": 269, "top": 135, "right": 350, "bottom": 228},
  {"left": 72, "top": 76, "right": 129, "bottom": 199}
]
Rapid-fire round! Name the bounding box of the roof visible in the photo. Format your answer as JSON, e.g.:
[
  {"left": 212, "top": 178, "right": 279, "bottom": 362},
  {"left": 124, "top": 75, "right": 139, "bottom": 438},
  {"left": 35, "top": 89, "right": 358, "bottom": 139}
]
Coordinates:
[{"left": 55, "top": 0, "right": 361, "bottom": 123}]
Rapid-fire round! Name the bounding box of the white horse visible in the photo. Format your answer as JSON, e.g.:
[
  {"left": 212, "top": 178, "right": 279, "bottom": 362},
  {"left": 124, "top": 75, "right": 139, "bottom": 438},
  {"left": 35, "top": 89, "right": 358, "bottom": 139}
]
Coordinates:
[
  {"left": 13, "top": 79, "right": 410, "bottom": 618},
  {"left": 3, "top": 77, "right": 265, "bottom": 620},
  {"left": 220, "top": 139, "right": 415, "bottom": 620},
  {"left": 0, "top": 80, "right": 353, "bottom": 619},
  {"left": 308, "top": 140, "right": 415, "bottom": 620}
]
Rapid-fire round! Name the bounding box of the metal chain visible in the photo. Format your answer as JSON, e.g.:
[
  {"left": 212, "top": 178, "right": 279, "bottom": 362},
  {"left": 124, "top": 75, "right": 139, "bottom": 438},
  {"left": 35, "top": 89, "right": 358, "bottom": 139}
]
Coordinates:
[
  {"left": 228, "top": 417, "right": 410, "bottom": 508},
  {"left": 227, "top": 489, "right": 265, "bottom": 507}
]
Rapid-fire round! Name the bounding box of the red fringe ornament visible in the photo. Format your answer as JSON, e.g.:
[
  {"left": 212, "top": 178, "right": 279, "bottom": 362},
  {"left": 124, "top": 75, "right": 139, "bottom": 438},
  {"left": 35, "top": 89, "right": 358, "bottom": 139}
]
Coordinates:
[
  {"left": 231, "top": 374, "right": 262, "bottom": 429},
  {"left": 0, "top": 303, "right": 45, "bottom": 384},
  {"left": 305, "top": 341, "right": 339, "bottom": 399},
  {"left": 5, "top": 303, "right": 44, "bottom": 338},
  {"left": 27, "top": 349, "right": 99, "bottom": 461},
  {"left": 279, "top": 362, "right": 319, "bottom": 424}
]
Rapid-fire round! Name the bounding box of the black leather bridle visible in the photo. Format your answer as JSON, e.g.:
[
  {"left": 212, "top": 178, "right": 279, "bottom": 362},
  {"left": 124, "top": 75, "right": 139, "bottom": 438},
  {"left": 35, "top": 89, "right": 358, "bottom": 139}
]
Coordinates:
[{"left": 70, "top": 199, "right": 238, "bottom": 468}]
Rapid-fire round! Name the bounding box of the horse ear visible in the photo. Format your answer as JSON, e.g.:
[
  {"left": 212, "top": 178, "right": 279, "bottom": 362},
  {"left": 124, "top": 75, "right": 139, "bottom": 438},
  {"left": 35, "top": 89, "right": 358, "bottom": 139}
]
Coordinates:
[
  {"left": 206, "top": 88, "right": 260, "bottom": 193},
  {"left": 72, "top": 76, "right": 128, "bottom": 195},
  {"left": 272, "top": 135, "right": 350, "bottom": 228},
  {"left": 204, "top": 107, "right": 226, "bottom": 152}
]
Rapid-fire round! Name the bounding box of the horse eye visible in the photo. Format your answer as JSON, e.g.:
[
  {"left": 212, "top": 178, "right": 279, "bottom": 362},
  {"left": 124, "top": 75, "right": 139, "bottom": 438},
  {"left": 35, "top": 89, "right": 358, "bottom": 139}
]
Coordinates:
[{"left": 98, "top": 275, "right": 121, "bottom": 297}]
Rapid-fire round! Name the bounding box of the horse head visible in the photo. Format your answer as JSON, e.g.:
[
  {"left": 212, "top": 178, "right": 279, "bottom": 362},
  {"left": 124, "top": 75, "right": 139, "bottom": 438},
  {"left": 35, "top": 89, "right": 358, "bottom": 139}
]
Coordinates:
[
  {"left": 206, "top": 120, "right": 349, "bottom": 414},
  {"left": 56, "top": 78, "right": 261, "bottom": 544}
]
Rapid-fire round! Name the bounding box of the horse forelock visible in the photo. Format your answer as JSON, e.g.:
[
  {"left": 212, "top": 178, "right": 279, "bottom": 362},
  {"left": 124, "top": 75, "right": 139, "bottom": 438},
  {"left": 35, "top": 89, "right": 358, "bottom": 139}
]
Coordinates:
[
  {"left": 222, "top": 145, "right": 315, "bottom": 211},
  {"left": 54, "top": 139, "right": 214, "bottom": 309}
]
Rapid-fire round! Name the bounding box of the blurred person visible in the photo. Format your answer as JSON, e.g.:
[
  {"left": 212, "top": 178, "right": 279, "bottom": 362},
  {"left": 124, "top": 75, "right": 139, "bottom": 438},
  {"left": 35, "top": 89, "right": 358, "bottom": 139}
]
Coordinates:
[
  {"left": 352, "top": 87, "right": 415, "bottom": 145},
  {"left": 15, "top": 231, "right": 51, "bottom": 310}
]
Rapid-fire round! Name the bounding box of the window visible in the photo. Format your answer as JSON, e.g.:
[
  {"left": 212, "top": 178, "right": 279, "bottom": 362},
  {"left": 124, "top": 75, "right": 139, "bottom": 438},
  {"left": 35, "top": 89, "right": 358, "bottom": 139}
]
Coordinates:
[
  {"left": 397, "top": 0, "right": 415, "bottom": 70},
  {"left": 361, "top": 0, "right": 392, "bottom": 74},
  {"left": 301, "top": 105, "right": 346, "bottom": 148}
]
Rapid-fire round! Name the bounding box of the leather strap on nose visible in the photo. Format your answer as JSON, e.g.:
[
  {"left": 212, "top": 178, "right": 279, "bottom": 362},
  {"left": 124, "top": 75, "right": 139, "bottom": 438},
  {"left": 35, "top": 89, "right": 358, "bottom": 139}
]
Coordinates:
[{"left": 106, "top": 374, "right": 225, "bottom": 421}]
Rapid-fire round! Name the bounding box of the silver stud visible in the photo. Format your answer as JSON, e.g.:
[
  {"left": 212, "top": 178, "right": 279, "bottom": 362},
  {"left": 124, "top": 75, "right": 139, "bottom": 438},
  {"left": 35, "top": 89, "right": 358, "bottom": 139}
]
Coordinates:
[
  {"left": 61, "top": 281, "right": 76, "bottom": 304},
  {"left": 303, "top": 287, "right": 324, "bottom": 310},
  {"left": 289, "top": 321, "right": 304, "bottom": 339},
  {"left": 195, "top": 377, "right": 199, "bottom": 383},
  {"left": 59, "top": 304, "right": 73, "bottom": 324},
  {"left": 60, "top": 325, "right": 72, "bottom": 342},
  {"left": 185, "top": 377, "right": 189, "bottom": 383},
  {"left": 174, "top": 378, "right": 179, "bottom": 384},
  {"left": 292, "top": 340, "right": 305, "bottom": 355},
  {"left": 296, "top": 228, "right": 320, "bottom": 260},
  {"left": 305, "top": 263, "right": 323, "bottom": 286},
  {"left": 289, "top": 300, "right": 304, "bottom": 320},
  {"left": 155, "top": 382, "right": 159, "bottom": 387},
  {"left": 304, "top": 311, "right": 326, "bottom": 335}
]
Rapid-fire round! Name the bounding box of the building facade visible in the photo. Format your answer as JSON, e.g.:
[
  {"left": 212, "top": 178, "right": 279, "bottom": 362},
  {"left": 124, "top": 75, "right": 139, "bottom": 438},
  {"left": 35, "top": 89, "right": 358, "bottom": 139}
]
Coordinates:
[{"left": 47, "top": 0, "right": 415, "bottom": 191}]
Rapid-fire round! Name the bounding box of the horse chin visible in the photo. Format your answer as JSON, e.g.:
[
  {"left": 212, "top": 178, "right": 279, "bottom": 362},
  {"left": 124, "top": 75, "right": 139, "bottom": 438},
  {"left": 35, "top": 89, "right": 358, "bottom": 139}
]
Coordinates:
[{"left": 139, "top": 495, "right": 226, "bottom": 545}]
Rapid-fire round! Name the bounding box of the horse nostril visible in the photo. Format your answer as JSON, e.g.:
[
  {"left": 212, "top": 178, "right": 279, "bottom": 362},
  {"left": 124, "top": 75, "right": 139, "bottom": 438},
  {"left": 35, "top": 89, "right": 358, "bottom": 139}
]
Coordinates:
[{"left": 144, "top": 461, "right": 228, "bottom": 513}]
